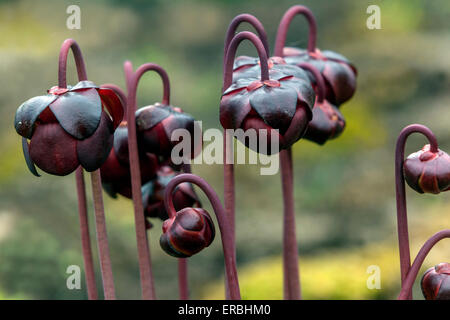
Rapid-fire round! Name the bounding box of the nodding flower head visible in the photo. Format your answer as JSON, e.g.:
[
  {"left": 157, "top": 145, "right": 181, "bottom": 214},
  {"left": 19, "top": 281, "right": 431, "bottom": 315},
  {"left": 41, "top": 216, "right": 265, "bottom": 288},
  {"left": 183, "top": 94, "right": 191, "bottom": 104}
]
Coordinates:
[
  {"left": 136, "top": 103, "right": 201, "bottom": 160},
  {"left": 221, "top": 32, "right": 315, "bottom": 155},
  {"left": 100, "top": 122, "right": 158, "bottom": 199},
  {"left": 160, "top": 207, "right": 215, "bottom": 258},
  {"left": 403, "top": 144, "right": 450, "bottom": 194},
  {"left": 275, "top": 5, "right": 357, "bottom": 106},
  {"left": 300, "top": 63, "right": 346, "bottom": 145},
  {"left": 15, "top": 81, "right": 124, "bottom": 176},
  {"left": 283, "top": 48, "right": 357, "bottom": 106},
  {"left": 142, "top": 166, "right": 201, "bottom": 222},
  {"left": 421, "top": 263, "right": 450, "bottom": 300}
]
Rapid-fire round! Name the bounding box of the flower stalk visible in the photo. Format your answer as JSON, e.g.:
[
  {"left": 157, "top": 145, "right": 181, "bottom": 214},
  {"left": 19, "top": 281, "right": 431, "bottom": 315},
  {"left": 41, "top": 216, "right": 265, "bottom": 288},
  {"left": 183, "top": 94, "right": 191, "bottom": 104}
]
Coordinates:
[
  {"left": 164, "top": 173, "right": 241, "bottom": 300},
  {"left": 394, "top": 124, "right": 439, "bottom": 300},
  {"left": 398, "top": 229, "right": 450, "bottom": 300},
  {"left": 58, "top": 38, "right": 117, "bottom": 300}
]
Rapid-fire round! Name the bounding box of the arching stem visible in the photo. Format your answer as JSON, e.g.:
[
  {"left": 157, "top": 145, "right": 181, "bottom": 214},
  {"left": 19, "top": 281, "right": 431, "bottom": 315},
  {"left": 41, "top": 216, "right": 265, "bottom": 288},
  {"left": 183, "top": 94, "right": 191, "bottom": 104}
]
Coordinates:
[
  {"left": 222, "top": 31, "right": 270, "bottom": 298},
  {"left": 395, "top": 124, "right": 439, "bottom": 300},
  {"left": 59, "top": 38, "right": 111, "bottom": 300},
  {"left": 274, "top": 5, "right": 317, "bottom": 57},
  {"left": 298, "top": 63, "right": 325, "bottom": 103},
  {"left": 164, "top": 173, "right": 241, "bottom": 300},
  {"left": 398, "top": 229, "right": 450, "bottom": 300},
  {"left": 223, "top": 31, "right": 269, "bottom": 89},
  {"left": 124, "top": 61, "right": 174, "bottom": 300},
  {"left": 223, "top": 14, "right": 270, "bottom": 71}
]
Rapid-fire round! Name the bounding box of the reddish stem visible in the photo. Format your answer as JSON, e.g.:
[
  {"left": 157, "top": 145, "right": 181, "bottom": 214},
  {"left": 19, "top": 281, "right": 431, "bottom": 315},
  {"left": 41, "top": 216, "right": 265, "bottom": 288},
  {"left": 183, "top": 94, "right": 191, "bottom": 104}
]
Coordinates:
[
  {"left": 124, "top": 61, "right": 163, "bottom": 300},
  {"left": 223, "top": 14, "right": 270, "bottom": 69},
  {"left": 298, "top": 63, "right": 325, "bottom": 103},
  {"left": 395, "top": 124, "right": 439, "bottom": 299},
  {"left": 398, "top": 229, "right": 450, "bottom": 300},
  {"left": 100, "top": 83, "right": 128, "bottom": 118},
  {"left": 164, "top": 173, "right": 241, "bottom": 300},
  {"left": 222, "top": 30, "right": 269, "bottom": 257},
  {"left": 178, "top": 258, "right": 189, "bottom": 300},
  {"left": 58, "top": 38, "right": 100, "bottom": 300},
  {"left": 90, "top": 170, "right": 116, "bottom": 299},
  {"left": 280, "top": 148, "right": 301, "bottom": 300},
  {"left": 274, "top": 5, "right": 317, "bottom": 57},
  {"left": 223, "top": 31, "right": 270, "bottom": 89},
  {"left": 75, "top": 168, "right": 98, "bottom": 300}
]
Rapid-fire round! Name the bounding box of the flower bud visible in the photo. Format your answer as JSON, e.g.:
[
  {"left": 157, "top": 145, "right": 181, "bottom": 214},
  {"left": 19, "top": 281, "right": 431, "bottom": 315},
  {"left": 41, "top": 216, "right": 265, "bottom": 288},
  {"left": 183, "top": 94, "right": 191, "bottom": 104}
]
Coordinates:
[
  {"left": 421, "top": 262, "right": 450, "bottom": 300},
  {"left": 15, "top": 81, "right": 124, "bottom": 176},
  {"left": 403, "top": 144, "right": 450, "bottom": 194},
  {"left": 142, "top": 166, "right": 200, "bottom": 220},
  {"left": 160, "top": 207, "right": 215, "bottom": 258}
]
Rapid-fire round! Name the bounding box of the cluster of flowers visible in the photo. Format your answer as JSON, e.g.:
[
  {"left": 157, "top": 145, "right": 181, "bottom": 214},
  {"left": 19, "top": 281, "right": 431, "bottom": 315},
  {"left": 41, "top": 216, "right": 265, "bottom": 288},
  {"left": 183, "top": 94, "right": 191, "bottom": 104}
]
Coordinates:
[{"left": 12, "top": 4, "right": 449, "bottom": 300}]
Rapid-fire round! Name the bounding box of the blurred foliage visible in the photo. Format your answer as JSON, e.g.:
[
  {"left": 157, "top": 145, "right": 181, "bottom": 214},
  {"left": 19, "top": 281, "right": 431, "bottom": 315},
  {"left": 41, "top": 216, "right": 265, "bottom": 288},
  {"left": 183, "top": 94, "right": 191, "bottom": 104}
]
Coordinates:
[{"left": 0, "top": 0, "right": 449, "bottom": 299}]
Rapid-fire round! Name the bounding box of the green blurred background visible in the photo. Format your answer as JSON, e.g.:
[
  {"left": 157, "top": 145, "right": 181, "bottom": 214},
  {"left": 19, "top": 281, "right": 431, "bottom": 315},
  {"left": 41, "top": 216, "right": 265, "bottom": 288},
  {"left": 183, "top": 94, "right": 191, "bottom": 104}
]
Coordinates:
[{"left": 0, "top": 0, "right": 449, "bottom": 299}]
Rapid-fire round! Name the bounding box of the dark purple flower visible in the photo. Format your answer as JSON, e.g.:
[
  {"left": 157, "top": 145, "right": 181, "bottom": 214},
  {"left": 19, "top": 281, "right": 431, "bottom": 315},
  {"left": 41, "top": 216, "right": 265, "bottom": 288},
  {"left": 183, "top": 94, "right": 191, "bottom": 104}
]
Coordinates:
[
  {"left": 101, "top": 122, "right": 158, "bottom": 199},
  {"left": 283, "top": 47, "right": 357, "bottom": 106},
  {"left": 160, "top": 207, "right": 215, "bottom": 258},
  {"left": 15, "top": 81, "right": 124, "bottom": 176},
  {"left": 142, "top": 166, "right": 201, "bottom": 222},
  {"left": 135, "top": 104, "right": 201, "bottom": 160},
  {"left": 421, "top": 263, "right": 450, "bottom": 300},
  {"left": 300, "top": 63, "right": 346, "bottom": 145},
  {"left": 220, "top": 69, "right": 315, "bottom": 154},
  {"left": 403, "top": 144, "right": 450, "bottom": 194}
]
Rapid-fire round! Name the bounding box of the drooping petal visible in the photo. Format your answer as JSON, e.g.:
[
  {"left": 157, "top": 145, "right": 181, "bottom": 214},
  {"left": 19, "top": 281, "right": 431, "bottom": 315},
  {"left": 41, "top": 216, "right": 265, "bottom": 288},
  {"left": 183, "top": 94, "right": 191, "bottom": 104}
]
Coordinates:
[
  {"left": 98, "top": 88, "right": 124, "bottom": 129},
  {"left": 77, "top": 111, "right": 114, "bottom": 172},
  {"left": 220, "top": 90, "right": 252, "bottom": 129},
  {"left": 135, "top": 104, "right": 171, "bottom": 131},
  {"left": 249, "top": 85, "right": 298, "bottom": 133},
  {"left": 22, "top": 137, "right": 40, "bottom": 177},
  {"left": 112, "top": 125, "right": 131, "bottom": 166},
  {"left": 29, "top": 123, "right": 79, "bottom": 176},
  {"left": 281, "top": 104, "right": 310, "bottom": 147},
  {"left": 322, "top": 61, "right": 357, "bottom": 105},
  {"left": 14, "top": 95, "right": 57, "bottom": 138},
  {"left": 49, "top": 88, "right": 102, "bottom": 140},
  {"left": 161, "top": 108, "right": 196, "bottom": 141}
]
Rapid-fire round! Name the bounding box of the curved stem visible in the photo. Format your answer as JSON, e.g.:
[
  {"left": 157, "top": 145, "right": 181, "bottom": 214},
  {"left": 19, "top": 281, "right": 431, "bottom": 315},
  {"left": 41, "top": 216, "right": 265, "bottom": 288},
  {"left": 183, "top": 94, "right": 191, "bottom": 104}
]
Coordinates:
[
  {"left": 176, "top": 163, "right": 195, "bottom": 300},
  {"left": 75, "top": 168, "right": 98, "bottom": 300},
  {"left": 223, "top": 31, "right": 269, "bottom": 89},
  {"left": 298, "top": 63, "right": 325, "bottom": 103},
  {"left": 123, "top": 61, "right": 156, "bottom": 300},
  {"left": 58, "top": 38, "right": 100, "bottom": 300},
  {"left": 100, "top": 83, "right": 128, "bottom": 118},
  {"left": 223, "top": 14, "right": 270, "bottom": 70},
  {"left": 164, "top": 173, "right": 241, "bottom": 300},
  {"left": 222, "top": 32, "right": 268, "bottom": 268},
  {"left": 129, "top": 63, "right": 171, "bottom": 105},
  {"left": 395, "top": 124, "right": 439, "bottom": 299},
  {"left": 58, "top": 39, "right": 88, "bottom": 88},
  {"left": 274, "top": 5, "right": 317, "bottom": 57},
  {"left": 398, "top": 229, "right": 450, "bottom": 300},
  {"left": 90, "top": 170, "right": 116, "bottom": 299},
  {"left": 280, "top": 148, "right": 301, "bottom": 300}
]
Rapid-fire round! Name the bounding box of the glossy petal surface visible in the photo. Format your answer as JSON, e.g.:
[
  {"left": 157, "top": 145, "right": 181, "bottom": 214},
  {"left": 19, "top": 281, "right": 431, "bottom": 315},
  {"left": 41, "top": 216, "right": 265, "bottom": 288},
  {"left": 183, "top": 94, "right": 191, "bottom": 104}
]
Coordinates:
[
  {"left": 29, "top": 123, "right": 78, "bottom": 176},
  {"left": 15, "top": 95, "right": 57, "bottom": 138},
  {"left": 77, "top": 111, "right": 114, "bottom": 172},
  {"left": 49, "top": 88, "right": 102, "bottom": 140}
]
